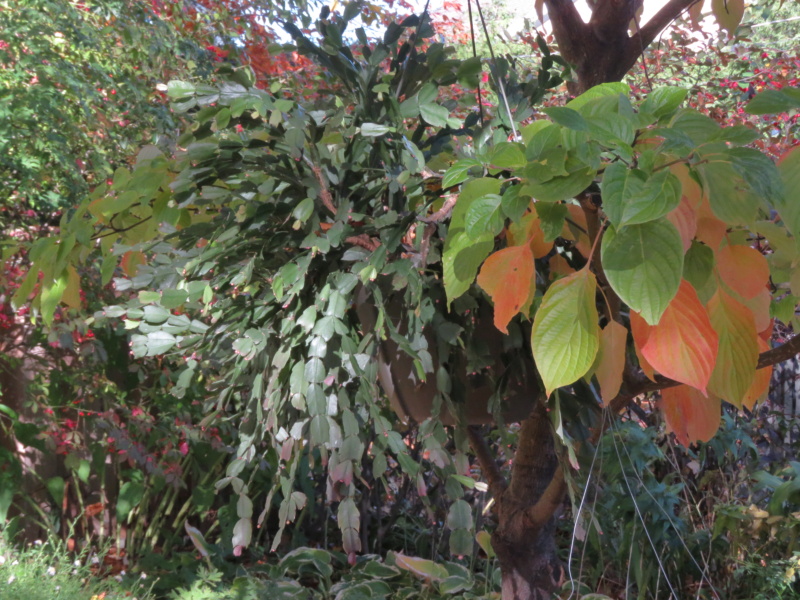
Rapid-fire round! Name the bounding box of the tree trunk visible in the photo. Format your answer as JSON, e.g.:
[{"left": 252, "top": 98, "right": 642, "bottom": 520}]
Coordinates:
[
  {"left": 471, "top": 401, "right": 566, "bottom": 600},
  {"left": 494, "top": 406, "right": 563, "bottom": 599}
]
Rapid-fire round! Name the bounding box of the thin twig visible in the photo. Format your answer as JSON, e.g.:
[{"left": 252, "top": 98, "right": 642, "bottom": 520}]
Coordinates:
[
  {"left": 345, "top": 234, "right": 380, "bottom": 252},
  {"left": 91, "top": 216, "right": 152, "bottom": 241},
  {"left": 466, "top": 425, "right": 508, "bottom": 498},
  {"left": 418, "top": 194, "right": 457, "bottom": 224},
  {"left": 302, "top": 155, "right": 336, "bottom": 215}
]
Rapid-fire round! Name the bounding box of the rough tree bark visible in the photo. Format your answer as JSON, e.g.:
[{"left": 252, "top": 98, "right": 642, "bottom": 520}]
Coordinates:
[
  {"left": 545, "top": 0, "right": 701, "bottom": 93},
  {"left": 464, "top": 2, "right": 800, "bottom": 599}
]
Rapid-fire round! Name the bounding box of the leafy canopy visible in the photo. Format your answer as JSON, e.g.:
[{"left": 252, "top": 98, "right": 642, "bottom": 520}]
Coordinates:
[{"left": 15, "top": 2, "right": 800, "bottom": 557}]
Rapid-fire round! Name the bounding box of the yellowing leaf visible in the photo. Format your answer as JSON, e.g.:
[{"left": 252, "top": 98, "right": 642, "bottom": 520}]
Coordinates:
[
  {"left": 62, "top": 265, "right": 82, "bottom": 310},
  {"left": 595, "top": 320, "right": 627, "bottom": 405},
  {"left": 641, "top": 280, "right": 719, "bottom": 393},
  {"left": 712, "top": 0, "right": 745, "bottom": 35},
  {"left": 477, "top": 245, "right": 535, "bottom": 334},
  {"left": 531, "top": 269, "right": 600, "bottom": 396},
  {"left": 394, "top": 553, "right": 448, "bottom": 581},
  {"left": 120, "top": 251, "right": 146, "bottom": 277},
  {"left": 743, "top": 337, "right": 772, "bottom": 410},
  {"left": 707, "top": 288, "right": 758, "bottom": 407},
  {"left": 716, "top": 244, "right": 769, "bottom": 300},
  {"left": 630, "top": 310, "right": 656, "bottom": 381},
  {"left": 661, "top": 385, "right": 721, "bottom": 447}
]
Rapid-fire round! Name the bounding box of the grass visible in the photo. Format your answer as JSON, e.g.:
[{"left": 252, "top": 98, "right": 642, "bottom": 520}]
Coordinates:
[{"left": 0, "top": 536, "right": 155, "bottom": 600}]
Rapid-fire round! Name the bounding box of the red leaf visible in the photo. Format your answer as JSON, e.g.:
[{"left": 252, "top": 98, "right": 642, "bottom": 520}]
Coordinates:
[
  {"left": 641, "top": 280, "right": 719, "bottom": 393},
  {"left": 477, "top": 244, "right": 535, "bottom": 333},
  {"left": 716, "top": 244, "right": 769, "bottom": 300},
  {"left": 661, "top": 385, "right": 721, "bottom": 447}
]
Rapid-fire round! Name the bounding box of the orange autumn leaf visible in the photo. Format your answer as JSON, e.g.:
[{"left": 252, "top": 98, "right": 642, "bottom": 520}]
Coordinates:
[
  {"left": 85, "top": 502, "right": 105, "bottom": 517},
  {"left": 549, "top": 254, "right": 575, "bottom": 279},
  {"left": 630, "top": 310, "right": 656, "bottom": 381},
  {"left": 716, "top": 244, "right": 770, "bottom": 300},
  {"left": 671, "top": 163, "right": 703, "bottom": 209},
  {"left": 743, "top": 337, "right": 772, "bottom": 410},
  {"left": 707, "top": 288, "right": 758, "bottom": 407},
  {"left": 743, "top": 287, "right": 772, "bottom": 334},
  {"left": 661, "top": 385, "right": 721, "bottom": 447},
  {"left": 759, "top": 318, "right": 774, "bottom": 342},
  {"left": 666, "top": 197, "right": 697, "bottom": 252},
  {"left": 120, "top": 251, "right": 146, "bottom": 277},
  {"left": 695, "top": 200, "right": 727, "bottom": 249},
  {"left": 477, "top": 244, "right": 535, "bottom": 333},
  {"left": 595, "top": 320, "right": 627, "bottom": 405},
  {"left": 563, "top": 204, "right": 591, "bottom": 257},
  {"left": 508, "top": 212, "right": 553, "bottom": 258},
  {"left": 641, "top": 280, "right": 719, "bottom": 393}
]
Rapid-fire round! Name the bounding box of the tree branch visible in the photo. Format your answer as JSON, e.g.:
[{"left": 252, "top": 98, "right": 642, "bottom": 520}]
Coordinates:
[
  {"left": 418, "top": 193, "right": 457, "bottom": 224},
  {"left": 631, "top": 0, "right": 701, "bottom": 52},
  {"left": 466, "top": 425, "right": 508, "bottom": 499},
  {"left": 606, "top": 333, "right": 800, "bottom": 413},
  {"left": 526, "top": 463, "right": 566, "bottom": 527},
  {"left": 543, "top": 0, "right": 589, "bottom": 63}
]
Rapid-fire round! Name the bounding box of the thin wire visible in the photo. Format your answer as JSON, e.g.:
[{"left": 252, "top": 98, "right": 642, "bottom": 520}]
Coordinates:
[
  {"left": 608, "top": 421, "right": 679, "bottom": 599},
  {"left": 611, "top": 418, "right": 722, "bottom": 600},
  {"left": 465, "top": 0, "right": 484, "bottom": 127},
  {"left": 472, "top": 0, "right": 518, "bottom": 140},
  {"left": 576, "top": 428, "right": 604, "bottom": 591},
  {"left": 625, "top": 519, "right": 635, "bottom": 598},
  {"left": 632, "top": 8, "right": 653, "bottom": 92},
  {"left": 565, "top": 410, "right": 606, "bottom": 600}
]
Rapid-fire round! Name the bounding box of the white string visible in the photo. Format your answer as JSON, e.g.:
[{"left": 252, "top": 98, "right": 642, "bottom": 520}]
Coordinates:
[{"left": 565, "top": 410, "right": 606, "bottom": 600}]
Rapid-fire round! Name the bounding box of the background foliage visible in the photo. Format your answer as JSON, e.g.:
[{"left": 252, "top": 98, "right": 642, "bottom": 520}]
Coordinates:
[{"left": 2, "top": 1, "right": 800, "bottom": 600}]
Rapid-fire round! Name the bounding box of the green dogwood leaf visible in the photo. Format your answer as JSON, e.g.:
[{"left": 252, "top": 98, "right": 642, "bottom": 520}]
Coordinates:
[
  {"left": 601, "top": 219, "right": 684, "bottom": 325},
  {"left": 601, "top": 163, "right": 681, "bottom": 227}
]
